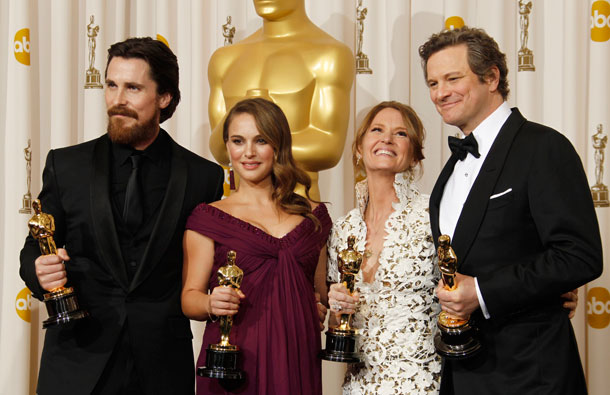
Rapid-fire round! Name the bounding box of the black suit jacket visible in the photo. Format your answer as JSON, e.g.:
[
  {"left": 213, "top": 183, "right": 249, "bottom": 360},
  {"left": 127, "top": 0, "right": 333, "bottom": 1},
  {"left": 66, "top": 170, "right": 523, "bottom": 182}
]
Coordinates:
[
  {"left": 430, "top": 108, "right": 602, "bottom": 395},
  {"left": 20, "top": 131, "right": 224, "bottom": 395}
]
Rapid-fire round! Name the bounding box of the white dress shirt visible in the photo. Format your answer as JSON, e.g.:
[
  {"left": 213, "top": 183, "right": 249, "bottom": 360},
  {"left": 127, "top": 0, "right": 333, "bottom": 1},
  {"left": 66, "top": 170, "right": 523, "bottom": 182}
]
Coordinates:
[{"left": 439, "top": 101, "right": 512, "bottom": 318}]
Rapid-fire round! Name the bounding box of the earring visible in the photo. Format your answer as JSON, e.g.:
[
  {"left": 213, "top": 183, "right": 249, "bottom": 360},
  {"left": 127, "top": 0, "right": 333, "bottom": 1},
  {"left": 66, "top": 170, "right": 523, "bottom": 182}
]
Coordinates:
[
  {"left": 229, "top": 163, "right": 236, "bottom": 190},
  {"left": 356, "top": 154, "right": 362, "bottom": 166}
]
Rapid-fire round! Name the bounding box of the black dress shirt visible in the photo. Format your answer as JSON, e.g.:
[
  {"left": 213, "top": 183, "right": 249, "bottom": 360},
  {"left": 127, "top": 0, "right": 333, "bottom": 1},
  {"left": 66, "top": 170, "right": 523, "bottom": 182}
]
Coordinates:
[{"left": 110, "top": 131, "right": 171, "bottom": 281}]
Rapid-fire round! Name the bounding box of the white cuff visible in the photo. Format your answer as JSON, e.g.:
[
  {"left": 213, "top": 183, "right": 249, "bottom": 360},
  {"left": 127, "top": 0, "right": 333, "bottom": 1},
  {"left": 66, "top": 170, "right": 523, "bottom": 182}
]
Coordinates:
[{"left": 475, "top": 277, "right": 490, "bottom": 319}]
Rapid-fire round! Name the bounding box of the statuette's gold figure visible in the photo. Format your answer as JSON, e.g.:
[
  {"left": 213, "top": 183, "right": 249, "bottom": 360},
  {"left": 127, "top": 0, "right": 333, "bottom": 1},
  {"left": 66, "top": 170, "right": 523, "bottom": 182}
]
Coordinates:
[
  {"left": 208, "top": 0, "right": 354, "bottom": 200},
  {"left": 222, "top": 16, "right": 236, "bottom": 46},
  {"left": 20, "top": 139, "right": 33, "bottom": 214},
  {"left": 214, "top": 250, "right": 244, "bottom": 349},
  {"left": 28, "top": 199, "right": 58, "bottom": 257},
  {"left": 437, "top": 235, "right": 457, "bottom": 291},
  {"left": 518, "top": 0, "right": 535, "bottom": 72},
  {"left": 336, "top": 235, "right": 363, "bottom": 331},
  {"left": 437, "top": 235, "right": 467, "bottom": 327},
  {"left": 355, "top": 0, "right": 372, "bottom": 74},
  {"left": 591, "top": 124, "right": 609, "bottom": 207},
  {"left": 85, "top": 15, "right": 103, "bottom": 88}
]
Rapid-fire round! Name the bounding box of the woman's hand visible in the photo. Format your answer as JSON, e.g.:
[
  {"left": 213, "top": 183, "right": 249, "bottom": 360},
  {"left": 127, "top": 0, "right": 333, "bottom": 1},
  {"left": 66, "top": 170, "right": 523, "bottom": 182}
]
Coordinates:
[
  {"left": 315, "top": 292, "right": 327, "bottom": 331},
  {"left": 328, "top": 283, "right": 359, "bottom": 321},
  {"left": 561, "top": 289, "right": 578, "bottom": 319},
  {"left": 208, "top": 286, "right": 245, "bottom": 317}
]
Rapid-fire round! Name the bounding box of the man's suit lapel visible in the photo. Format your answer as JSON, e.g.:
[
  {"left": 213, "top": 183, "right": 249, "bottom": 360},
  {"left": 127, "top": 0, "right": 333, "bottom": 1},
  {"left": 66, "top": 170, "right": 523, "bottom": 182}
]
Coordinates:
[
  {"left": 430, "top": 154, "right": 458, "bottom": 246},
  {"left": 129, "top": 139, "right": 187, "bottom": 292},
  {"left": 451, "top": 109, "right": 527, "bottom": 262},
  {"left": 90, "top": 136, "right": 129, "bottom": 291}
]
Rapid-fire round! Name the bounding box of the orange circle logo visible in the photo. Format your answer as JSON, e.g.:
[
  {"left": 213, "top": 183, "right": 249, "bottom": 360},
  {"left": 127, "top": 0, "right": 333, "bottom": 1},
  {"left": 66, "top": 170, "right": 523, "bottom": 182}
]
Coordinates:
[
  {"left": 15, "top": 287, "right": 32, "bottom": 323},
  {"left": 591, "top": 1, "right": 610, "bottom": 42},
  {"left": 14, "top": 28, "right": 30, "bottom": 65},
  {"left": 445, "top": 16, "right": 465, "bottom": 31},
  {"left": 587, "top": 287, "right": 610, "bottom": 329}
]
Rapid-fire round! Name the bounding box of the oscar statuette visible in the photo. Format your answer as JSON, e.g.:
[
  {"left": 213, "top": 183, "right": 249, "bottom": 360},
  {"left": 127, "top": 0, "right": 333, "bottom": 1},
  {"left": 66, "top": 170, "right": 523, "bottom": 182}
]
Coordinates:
[
  {"left": 434, "top": 235, "right": 481, "bottom": 358},
  {"left": 320, "top": 235, "right": 363, "bottom": 363},
  {"left": 198, "top": 250, "right": 245, "bottom": 383},
  {"left": 27, "top": 199, "right": 88, "bottom": 328}
]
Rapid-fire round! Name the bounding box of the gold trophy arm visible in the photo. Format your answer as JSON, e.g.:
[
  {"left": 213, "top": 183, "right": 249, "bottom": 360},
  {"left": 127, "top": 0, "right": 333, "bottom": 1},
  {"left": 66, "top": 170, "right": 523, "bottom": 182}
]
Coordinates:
[
  {"left": 208, "top": 47, "right": 237, "bottom": 166},
  {"left": 289, "top": 46, "right": 354, "bottom": 171}
]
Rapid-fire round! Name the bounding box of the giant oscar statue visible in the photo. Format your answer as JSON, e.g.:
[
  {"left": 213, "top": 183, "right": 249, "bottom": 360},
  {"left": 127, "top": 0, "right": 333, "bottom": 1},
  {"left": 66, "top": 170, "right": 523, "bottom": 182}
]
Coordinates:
[{"left": 208, "top": 0, "right": 354, "bottom": 199}]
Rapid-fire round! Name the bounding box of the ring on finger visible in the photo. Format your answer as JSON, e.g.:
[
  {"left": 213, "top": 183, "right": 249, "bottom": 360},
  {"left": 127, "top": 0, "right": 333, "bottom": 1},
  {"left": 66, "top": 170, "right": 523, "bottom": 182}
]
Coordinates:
[{"left": 331, "top": 302, "right": 342, "bottom": 311}]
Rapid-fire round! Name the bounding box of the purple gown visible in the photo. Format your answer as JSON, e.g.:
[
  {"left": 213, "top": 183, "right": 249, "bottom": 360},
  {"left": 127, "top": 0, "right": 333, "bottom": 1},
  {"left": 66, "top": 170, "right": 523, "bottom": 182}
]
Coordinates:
[{"left": 186, "top": 203, "right": 331, "bottom": 394}]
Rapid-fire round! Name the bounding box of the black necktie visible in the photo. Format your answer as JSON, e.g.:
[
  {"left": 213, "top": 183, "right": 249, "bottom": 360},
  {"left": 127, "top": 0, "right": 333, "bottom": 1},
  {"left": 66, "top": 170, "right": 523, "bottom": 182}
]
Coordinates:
[
  {"left": 123, "top": 154, "right": 143, "bottom": 234},
  {"left": 448, "top": 134, "right": 481, "bottom": 161}
]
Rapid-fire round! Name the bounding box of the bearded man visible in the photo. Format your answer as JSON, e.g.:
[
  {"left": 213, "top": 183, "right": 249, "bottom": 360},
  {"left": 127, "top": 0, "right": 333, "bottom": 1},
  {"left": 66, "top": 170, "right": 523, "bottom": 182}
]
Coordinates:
[{"left": 20, "top": 37, "right": 224, "bottom": 395}]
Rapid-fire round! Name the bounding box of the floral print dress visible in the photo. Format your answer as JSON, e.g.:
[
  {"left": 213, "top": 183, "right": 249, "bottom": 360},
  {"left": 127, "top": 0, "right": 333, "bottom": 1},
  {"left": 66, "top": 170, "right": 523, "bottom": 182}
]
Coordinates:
[{"left": 327, "top": 171, "right": 441, "bottom": 394}]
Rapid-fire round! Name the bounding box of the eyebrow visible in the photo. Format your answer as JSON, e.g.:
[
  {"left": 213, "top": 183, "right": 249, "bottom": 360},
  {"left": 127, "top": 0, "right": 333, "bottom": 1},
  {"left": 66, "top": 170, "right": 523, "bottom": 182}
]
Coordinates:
[{"left": 105, "top": 78, "right": 144, "bottom": 88}]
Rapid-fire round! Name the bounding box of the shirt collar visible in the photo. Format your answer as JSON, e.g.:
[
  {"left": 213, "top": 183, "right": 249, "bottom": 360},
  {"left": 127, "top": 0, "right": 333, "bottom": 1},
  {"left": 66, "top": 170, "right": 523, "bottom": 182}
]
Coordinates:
[{"left": 471, "top": 101, "right": 511, "bottom": 159}]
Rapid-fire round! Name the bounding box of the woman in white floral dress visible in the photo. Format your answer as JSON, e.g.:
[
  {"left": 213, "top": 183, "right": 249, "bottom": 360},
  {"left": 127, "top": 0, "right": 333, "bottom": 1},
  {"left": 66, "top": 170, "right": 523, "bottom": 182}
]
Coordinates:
[{"left": 327, "top": 101, "right": 441, "bottom": 394}]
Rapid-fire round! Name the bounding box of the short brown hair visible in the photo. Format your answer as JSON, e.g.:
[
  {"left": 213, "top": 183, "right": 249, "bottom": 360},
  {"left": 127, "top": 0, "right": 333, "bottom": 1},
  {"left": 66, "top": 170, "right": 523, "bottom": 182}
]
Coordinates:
[
  {"left": 353, "top": 101, "right": 425, "bottom": 175},
  {"left": 106, "top": 37, "right": 180, "bottom": 123},
  {"left": 418, "top": 26, "right": 509, "bottom": 100}
]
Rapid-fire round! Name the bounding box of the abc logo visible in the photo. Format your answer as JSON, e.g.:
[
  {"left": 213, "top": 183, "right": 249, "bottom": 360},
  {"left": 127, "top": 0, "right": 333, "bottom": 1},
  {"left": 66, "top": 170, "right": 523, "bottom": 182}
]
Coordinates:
[
  {"left": 586, "top": 287, "right": 610, "bottom": 329},
  {"left": 445, "top": 16, "right": 465, "bottom": 31},
  {"left": 15, "top": 287, "right": 33, "bottom": 323},
  {"left": 14, "top": 28, "right": 30, "bottom": 65},
  {"left": 591, "top": 0, "right": 610, "bottom": 42}
]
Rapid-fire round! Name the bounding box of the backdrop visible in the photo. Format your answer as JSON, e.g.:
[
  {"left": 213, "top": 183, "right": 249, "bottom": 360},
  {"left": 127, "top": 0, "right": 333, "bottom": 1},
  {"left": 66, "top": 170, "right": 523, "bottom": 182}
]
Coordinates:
[{"left": 1, "top": 1, "right": 608, "bottom": 394}]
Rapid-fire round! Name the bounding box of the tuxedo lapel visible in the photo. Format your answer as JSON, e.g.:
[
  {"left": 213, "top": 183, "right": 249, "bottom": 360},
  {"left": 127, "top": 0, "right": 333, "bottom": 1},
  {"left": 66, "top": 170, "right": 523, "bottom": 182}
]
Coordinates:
[
  {"left": 430, "top": 154, "right": 458, "bottom": 246},
  {"left": 90, "top": 136, "right": 129, "bottom": 291},
  {"left": 451, "top": 109, "right": 527, "bottom": 263},
  {"left": 129, "top": 138, "right": 187, "bottom": 292}
]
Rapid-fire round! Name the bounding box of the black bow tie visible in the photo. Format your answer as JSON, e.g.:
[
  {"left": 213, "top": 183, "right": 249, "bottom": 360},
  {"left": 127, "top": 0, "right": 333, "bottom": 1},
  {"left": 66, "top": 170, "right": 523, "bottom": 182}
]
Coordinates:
[{"left": 448, "top": 134, "right": 481, "bottom": 161}]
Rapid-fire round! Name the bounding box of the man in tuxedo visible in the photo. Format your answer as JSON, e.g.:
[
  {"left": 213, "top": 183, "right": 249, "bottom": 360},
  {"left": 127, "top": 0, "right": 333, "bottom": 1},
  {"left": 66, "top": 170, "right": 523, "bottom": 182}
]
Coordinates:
[
  {"left": 419, "top": 27, "right": 602, "bottom": 394},
  {"left": 20, "top": 37, "right": 224, "bottom": 395}
]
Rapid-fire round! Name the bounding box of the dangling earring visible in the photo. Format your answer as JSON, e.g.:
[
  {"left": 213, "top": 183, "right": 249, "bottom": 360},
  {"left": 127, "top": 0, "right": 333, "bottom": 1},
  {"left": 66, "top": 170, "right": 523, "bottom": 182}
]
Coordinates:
[
  {"left": 229, "top": 162, "right": 236, "bottom": 191},
  {"left": 356, "top": 154, "right": 362, "bottom": 166}
]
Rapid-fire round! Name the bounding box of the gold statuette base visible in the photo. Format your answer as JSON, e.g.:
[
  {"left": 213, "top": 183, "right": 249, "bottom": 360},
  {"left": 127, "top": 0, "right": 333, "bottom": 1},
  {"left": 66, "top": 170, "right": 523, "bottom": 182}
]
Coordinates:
[
  {"left": 434, "top": 311, "right": 481, "bottom": 359},
  {"left": 19, "top": 194, "right": 32, "bottom": 214},
  {"left": 85, "top": 69, "right": 103, "bottom": 89},
  {"left": 356, "top": 54, "right": 372, "bottom": 74},
  {"left": 592, "top": 185, "right": 609, "bottom": 207},
  {"left": 42, "top": 287, "right": 89, "bottom": 328},
  {"left": 518, "top": 50, "right": 535, "bottom": 72}
]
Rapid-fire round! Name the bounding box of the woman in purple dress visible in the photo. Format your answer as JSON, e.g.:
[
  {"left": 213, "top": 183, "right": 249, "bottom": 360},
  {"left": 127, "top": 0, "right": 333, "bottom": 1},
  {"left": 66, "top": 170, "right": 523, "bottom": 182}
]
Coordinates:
[{"left": 181, "top": 98, "right": 331, "bottom": 394}]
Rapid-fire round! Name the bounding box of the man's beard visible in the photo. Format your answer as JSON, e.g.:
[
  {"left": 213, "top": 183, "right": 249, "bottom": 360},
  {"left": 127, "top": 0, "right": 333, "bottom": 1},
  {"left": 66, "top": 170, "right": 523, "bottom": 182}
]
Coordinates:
[{"left": 107, "top": 106, "right": 159, "bottom": 147}]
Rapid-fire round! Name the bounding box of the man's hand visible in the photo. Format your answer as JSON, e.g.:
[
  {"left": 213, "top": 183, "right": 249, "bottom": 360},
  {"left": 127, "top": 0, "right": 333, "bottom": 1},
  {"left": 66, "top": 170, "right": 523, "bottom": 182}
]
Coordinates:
[
  {"left": 315, "top": 292, "right": 327, "bottom": 331},
  {"left": 561, "top": 289, "right": 578, "bottom": 319},
  {"left": 436, "top": 273, "right": 479, "bottom": 320},
  {"left": 35, "top": 248, "right": 70, "bottom": 292}
]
